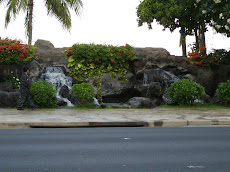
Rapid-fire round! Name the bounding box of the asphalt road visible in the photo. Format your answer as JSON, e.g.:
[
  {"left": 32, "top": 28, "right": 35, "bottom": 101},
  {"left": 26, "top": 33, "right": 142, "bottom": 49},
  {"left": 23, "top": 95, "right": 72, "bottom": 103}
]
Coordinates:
[{"left": 0, "top": 127, "right": 230, "bottom": 172}]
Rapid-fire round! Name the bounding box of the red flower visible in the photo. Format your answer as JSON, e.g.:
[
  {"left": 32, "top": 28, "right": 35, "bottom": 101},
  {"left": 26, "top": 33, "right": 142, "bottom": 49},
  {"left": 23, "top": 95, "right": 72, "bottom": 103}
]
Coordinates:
[
  {"left": 89, "top": 59, "right": 92, "bottom": 62},
  {"left": 97, "top": 59, "right": 99, "bottom": 61},
  {"left": 23, "top": 49, "right": 28, "bottom": 54},
  {"left": 111, "top": 59, "right": 114, "bottom": 63},
  {"left": 119, "top": 53, "right": 121, "bottom": 56},
  {"left": 209, "top": 60, "right": 213, "bottom": 63},
  {"left": 20, "top": 54, "right": 25, "bottom": 58}
]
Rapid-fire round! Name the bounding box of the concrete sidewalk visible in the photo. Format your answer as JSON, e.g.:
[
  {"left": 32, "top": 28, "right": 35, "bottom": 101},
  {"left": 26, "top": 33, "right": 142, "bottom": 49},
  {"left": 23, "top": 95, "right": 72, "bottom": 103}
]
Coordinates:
[{"left": 0, "top": 108, "right": 230, "bottom": 128}]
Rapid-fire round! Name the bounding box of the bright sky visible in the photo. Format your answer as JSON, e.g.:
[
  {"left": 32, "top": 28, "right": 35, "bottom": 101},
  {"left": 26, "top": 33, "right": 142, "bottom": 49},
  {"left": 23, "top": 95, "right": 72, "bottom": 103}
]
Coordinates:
[{"left": 0, "top": 0, "right": 229, "bottom": 56}]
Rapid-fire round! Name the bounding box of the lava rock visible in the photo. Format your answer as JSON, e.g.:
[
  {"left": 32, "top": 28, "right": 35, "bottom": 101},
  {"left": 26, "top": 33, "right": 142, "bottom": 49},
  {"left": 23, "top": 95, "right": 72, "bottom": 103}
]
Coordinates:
[
  {"left": 127, "top": 97, "right": 156, "bottom": 108},
  {"left": 0, "top": 91, "right": 20, "bottom": 107},
  {"left": 101, "top": 103, "right": 132, "bottom": 109},
  {"left": 57, "top": 98, "right": 67, "bottom": 106},
  {"left": 59, "top": 85, "right": 71, "bottom": 100},
  {"left": 147, "top": 82, "right": 165, "bottom": 98},
  {"left": 0, "top": 83, "right": 13, "bottom": 92}
]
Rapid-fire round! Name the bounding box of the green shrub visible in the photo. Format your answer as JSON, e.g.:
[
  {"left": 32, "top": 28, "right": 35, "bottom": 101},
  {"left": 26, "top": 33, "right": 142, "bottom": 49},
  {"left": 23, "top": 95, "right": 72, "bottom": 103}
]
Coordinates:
[
  {"left": 30, "top": 81, "right": 57, "bottom": 107},
  {"left": 216, "top": 80, "right": 230, "bottom": 104},
  {"left": 167, "top": 79, "right": 204, "bottom": 105},
  {"left": 70, "top": 83, "right": 95, "bottom": 107}
]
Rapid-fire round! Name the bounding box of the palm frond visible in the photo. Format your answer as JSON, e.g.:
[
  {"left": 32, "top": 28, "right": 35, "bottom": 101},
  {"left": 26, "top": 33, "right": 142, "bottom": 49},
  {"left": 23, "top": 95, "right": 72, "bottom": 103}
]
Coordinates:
[
  {"left": 24, "top": 7, "right": 29, "bottom": 37},
  {"left": 65, "top": 0, "right": 83, "bottom": 16},
  {"left": 5, "top": 0, "right": 22, "bottom": 28},
  {"left": 44, "top": 0, "right": 72, "bottom": 30},
  {"left": 44, "top": 0, "right": 83, "bottom": 30}
]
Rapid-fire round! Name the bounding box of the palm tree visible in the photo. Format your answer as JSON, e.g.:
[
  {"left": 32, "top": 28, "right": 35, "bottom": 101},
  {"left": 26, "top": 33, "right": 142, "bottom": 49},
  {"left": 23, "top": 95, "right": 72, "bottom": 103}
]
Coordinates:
[{"left": 0, "top": 0, "right": 83, "bottom": 44}]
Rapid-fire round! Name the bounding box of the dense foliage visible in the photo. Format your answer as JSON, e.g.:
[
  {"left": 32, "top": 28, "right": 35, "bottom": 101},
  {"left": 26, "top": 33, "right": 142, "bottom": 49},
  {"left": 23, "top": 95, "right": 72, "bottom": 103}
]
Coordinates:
[
  {"left": 70, "top": 83, "right": 95, "bottom": 107},
  {"left": 0, "top": 37, "right": 38, "bottom": 64},
  {"left": 64, "top": 43, "right": 137, "bottom": 103},
  {"left": 137, "top": 0, "right": 230, "bottom": 53},
  {"left": 167, "top": 79, "right": 204, "bottom": 105},
  {"left": 30, "top": 81, "right": 57, "bottom": 107},
  {"left": 216, "top": 80, "right": 230, "bottom": 104},
  {"left": 197, "top": 0, "right": 230, "bottom": 37}
]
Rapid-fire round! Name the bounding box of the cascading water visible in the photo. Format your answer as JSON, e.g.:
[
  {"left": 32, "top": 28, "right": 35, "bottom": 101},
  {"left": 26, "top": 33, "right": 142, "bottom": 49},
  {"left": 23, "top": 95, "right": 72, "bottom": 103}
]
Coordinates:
[
  {"left": 143, "top": 73, "right": 149, "bottom": 86},
  {"left": 41, "top": 66, "right": 74, "bottom": 106}
]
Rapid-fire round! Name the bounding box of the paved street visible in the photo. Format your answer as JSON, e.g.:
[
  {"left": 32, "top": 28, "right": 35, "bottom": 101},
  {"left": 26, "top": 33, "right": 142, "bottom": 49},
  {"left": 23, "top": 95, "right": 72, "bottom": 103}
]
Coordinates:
[{"left": 0, "top": 127, "right": 230, "bottom": 172}]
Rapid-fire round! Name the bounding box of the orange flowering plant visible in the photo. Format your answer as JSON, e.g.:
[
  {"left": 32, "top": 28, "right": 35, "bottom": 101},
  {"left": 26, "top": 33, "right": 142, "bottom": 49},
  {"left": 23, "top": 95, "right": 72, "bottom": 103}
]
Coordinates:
[
  {"left": 188, "top": 46, "right": 230, "bottom": 67},
  {"left": 64, "top": 43, "right": 137, "bottom": 103},
  {"left": 0, "top": 37, "right": 38, "bottom": 65}
]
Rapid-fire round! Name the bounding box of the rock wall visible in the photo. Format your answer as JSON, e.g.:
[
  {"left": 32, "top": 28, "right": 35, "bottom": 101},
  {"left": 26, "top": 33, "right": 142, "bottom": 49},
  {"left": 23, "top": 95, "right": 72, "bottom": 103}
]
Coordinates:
[{"left": 1, "top": 39, "right": 230, "bottom": 107}]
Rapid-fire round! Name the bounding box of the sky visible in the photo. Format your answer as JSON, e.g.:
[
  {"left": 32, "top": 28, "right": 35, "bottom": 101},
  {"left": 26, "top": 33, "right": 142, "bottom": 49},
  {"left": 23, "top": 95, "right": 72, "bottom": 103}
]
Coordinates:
[{"left": 0, "top": 0, "right": 229, "bottom": 56}]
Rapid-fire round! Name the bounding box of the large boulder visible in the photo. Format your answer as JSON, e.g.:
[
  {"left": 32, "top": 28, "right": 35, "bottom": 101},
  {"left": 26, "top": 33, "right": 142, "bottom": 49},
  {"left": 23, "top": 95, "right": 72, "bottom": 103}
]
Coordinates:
[
  {"left": 34, "top": 39, "right": 68, "bottom": 67},
  {"left": 59, "top": 85, "right": 71, "bottom": 100},
  {"left": 0, "top": 83, "right": 13, "bottom": 92},
  {"left": 100, "top": 74, "right": 141, "bottom": 103}
]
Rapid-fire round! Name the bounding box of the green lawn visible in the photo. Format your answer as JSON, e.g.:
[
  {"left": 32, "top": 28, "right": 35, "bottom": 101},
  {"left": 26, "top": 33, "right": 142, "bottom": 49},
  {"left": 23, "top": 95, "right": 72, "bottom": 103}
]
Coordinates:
[{"left": 159, "top": 104, "right": 230, "bottom": 109}]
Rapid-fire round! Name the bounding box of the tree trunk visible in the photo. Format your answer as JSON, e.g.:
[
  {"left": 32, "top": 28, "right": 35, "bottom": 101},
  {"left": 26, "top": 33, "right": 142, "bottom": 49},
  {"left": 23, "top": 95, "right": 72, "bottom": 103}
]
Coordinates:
[
  {"left": 181, "top": 27, "right": 187, "bottom": 57},
  {"left": 200, "top": 24, "right": 206, "bottom": 54},
  {"left": 28, "top": 0, "right": 34, "bottom": 45},
  {"left": 194, "top": 26, "right": 199, "bottom": 52}
]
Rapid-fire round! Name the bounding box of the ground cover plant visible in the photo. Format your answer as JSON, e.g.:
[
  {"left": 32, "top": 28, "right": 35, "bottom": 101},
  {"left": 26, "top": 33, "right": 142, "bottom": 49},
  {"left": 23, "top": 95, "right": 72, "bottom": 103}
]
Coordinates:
[{"left": 160, "top": 103, "right": 230, "bottom": 109}]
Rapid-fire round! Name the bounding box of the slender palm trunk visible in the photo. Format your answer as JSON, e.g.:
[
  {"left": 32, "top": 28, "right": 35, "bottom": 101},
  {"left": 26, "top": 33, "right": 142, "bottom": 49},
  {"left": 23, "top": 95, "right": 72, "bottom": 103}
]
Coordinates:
[{"left": 28, "top": 0, "right": 34, "bottom": 44}]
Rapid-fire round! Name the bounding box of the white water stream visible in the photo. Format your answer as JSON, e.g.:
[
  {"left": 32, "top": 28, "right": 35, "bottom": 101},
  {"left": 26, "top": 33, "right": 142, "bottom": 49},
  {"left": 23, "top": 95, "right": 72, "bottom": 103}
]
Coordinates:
[{"left": 41, "top": 66, "right": 74, "bottom": 107}]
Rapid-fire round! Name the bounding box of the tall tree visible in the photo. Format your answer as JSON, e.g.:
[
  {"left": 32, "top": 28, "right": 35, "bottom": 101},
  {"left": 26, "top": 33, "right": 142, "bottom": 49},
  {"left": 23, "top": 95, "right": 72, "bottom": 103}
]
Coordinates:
[{"left": 0, "top": 0, "right": 83, "bottom": 44}]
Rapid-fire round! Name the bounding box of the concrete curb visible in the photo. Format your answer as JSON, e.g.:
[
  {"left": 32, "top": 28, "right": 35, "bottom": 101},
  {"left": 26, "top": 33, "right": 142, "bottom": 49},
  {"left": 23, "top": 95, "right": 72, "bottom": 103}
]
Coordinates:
[{"left": 0, "top": 120, "right": 230, "bottom": 129}]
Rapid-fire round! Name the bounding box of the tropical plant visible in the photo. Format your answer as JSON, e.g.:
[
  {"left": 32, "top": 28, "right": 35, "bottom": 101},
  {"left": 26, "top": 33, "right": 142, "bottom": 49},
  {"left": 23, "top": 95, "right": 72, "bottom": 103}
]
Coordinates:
[
  {"left": 167, "top": 79, "right": 204, "bottom": 105},
  {"left": 0, "top": 37, "right": 38, "bottom": 64},
  {"left": 216, "top": 80, "right": 230, "bottom": 105},
  {"left": 0, "top": 0, "right": 83, "bottom": 44},
  {"left": 188, "top": 46, "right": 230, "bottom": 67},
  {"left": 30, "top": 81, "right": 57, "bottom": 107},
  {"left": 64, "top": 43, "right": 137, "bottom": 103},
  {"left": 70, "top": 83, "right": 95, "bottom": 107}
]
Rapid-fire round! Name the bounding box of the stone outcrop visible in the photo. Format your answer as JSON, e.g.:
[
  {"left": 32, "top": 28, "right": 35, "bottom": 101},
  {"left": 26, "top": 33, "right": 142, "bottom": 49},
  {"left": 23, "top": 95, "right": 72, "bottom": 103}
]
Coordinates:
[{"left": 1, "top": 39, "right": 230, "bottom": 108}]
